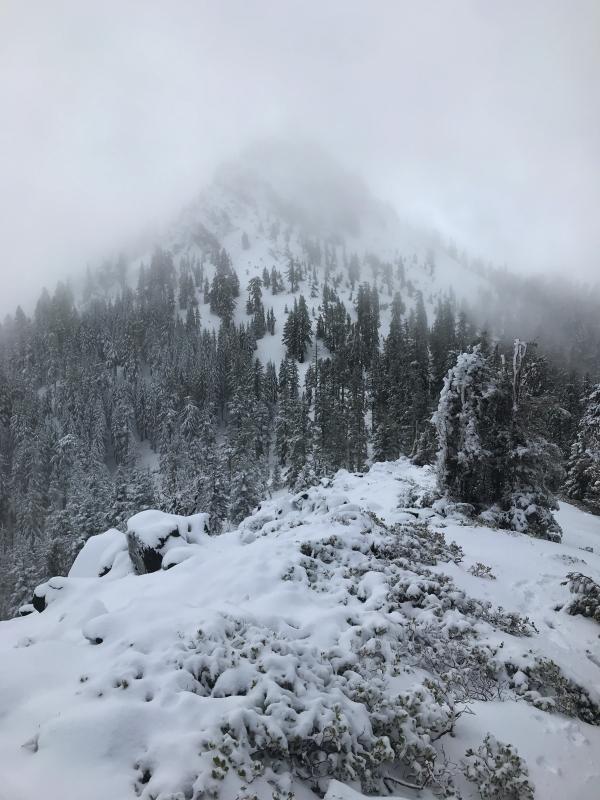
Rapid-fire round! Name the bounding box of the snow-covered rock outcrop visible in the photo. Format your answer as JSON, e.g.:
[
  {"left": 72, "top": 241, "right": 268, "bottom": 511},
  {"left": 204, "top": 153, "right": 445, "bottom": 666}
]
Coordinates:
[{"left": 126, "top": 509, "right": 209, "bottom": 574}]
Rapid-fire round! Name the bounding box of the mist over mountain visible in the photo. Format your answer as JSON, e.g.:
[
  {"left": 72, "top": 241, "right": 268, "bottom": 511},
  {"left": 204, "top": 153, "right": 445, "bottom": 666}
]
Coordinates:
[
  {"left": 14, "top": 139, "right": 600, "bottom": 373},
  {"left": 2, "top": 1, "right": 599, "bottom": 314}
]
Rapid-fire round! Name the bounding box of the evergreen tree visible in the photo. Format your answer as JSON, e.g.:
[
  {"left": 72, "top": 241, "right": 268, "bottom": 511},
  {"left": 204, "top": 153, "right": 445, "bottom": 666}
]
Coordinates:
[
  {"left": 209, "top": 249, "right": 238, "bottom": 324},
  {"left": 435, "top": 342, "right": 562, "bottom": 540},
  {"left": 506, "top": 342, "right": 564, "bottom": 539},
  {"left": 245, "top": 277, "right": 263, "bottom": 315},
  {"left": 229, "top": 468, "right": 260, "bottom": 524},
  {"left": 203, "top": 448, "right": 229, "bottom": 534},
  {"left": 348, "top": 253, "right": 360, "bottom": 288},
  {"left": 355, "top": 283, "right": 380, "bottom": 367},
  {"left": 282, "top": 295, "right": 312, "bottom": 362},
  {"left": 430, "top": 297, "right": 457, "bottom": 392},
  {"left": 286, "top": 255, "right": 301, "bottom": 292},
  {"left": 565, "top": 384, "right": 600, "bottom": 512},
  {"left": 434, "top": 346, "right": 510, "bottom": 507}
]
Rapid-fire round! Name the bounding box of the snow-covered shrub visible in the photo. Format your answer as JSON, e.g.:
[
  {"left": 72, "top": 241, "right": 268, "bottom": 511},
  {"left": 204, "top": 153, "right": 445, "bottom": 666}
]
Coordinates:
[
  {"left": 503, "top": 439, "right": 563, "bottom": 542},
  {"left": 100, "top": 493, "right": 544, "bottom": 797},
  {"left": 506, "top": 657, "right": 600, "bottom": 725},
  {"left": 469, "top": 562, "right": 496, "bottom": 580},
  {"left": 432, "top": 497, "right": 480, "bottom": 527},
  {"left": 563, "top": 571, "right": 600, "bottom": 623},
  {"left": 462, "top": 734, "right": 534, "bottom": 800},
  {"left": 396, "top": 479, "right": 439, "bottom": 510},
  {"left": 18, "top": 472, "right": 578, "bottom": 800},
  {"left": 410, "top": 637, "right": 505, "bottom": 703},
  {"left": 370, "top": 517, "right": 464, "bottom": 566},
  {"left": 127, "top": 609, "right": 463, "bottom": 797}
]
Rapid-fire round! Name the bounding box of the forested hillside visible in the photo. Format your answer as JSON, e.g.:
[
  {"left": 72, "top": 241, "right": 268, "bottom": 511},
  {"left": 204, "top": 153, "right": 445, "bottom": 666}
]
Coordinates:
[{"left": 1, "top": 150, "right": 599, "bottom": 617}]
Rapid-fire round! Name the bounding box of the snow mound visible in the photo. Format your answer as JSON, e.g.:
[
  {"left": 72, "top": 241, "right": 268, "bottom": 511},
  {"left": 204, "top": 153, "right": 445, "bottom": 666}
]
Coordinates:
[
  {"left": 68, "top": 528, "right": 129, "bottom": 579},
  {"left": 1, "top": 460, "right": 600, "bottom": 800}
]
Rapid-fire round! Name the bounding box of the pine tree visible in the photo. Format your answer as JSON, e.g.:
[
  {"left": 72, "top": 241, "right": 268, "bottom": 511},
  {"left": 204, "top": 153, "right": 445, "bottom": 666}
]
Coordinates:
[
  {"left": 355, "top": 283, "right": 380, "bottom": 367},
  {"left": 435, "top": 342, "right": 562, "bottom": 540},
  {"left": 209, "top": 249, "right": 238, "bottom": 324},
  {"left": 286, "top": 395, "right": 310, "bottom": 488},
  {"left": 286, "top": 256, "right": 300, "bottom": 292},
  {"left": 229, "top": 468, "right": 260, "bottom": 524},
  {"left": 203, "top": 448, "right": 229, "bottom": 534},
  {"left": 283, "top": 295, "right": 312, "bottom": 362},
  {"left": 348, "top": 253, "right": 360, "bottom": 288},
  {"left": 347, "top": 361, "right": 368, "bottom": 471},
  {"left": 111, "top": 383, "right": 136, "bottom": 467},
  {"left": 371, "top": 292, "right": 407, "bottom": 461},
  {"left": 430, "top": 297, "right": 457, "bottom": 393},
  {"left": 275, "top": 359, "right": 299, "bottom": 466},
  {"left": 434, "top": 346, "right": 509, "bottom": 508},
  {"left": 245, "top": 277, "right": 263, "bottom": 315},
  {"left": 565, "top": 384, "right": 600, "bottom": 512},
  {"left": 406, "top": 293, "right": 430, "bottom": 452}
]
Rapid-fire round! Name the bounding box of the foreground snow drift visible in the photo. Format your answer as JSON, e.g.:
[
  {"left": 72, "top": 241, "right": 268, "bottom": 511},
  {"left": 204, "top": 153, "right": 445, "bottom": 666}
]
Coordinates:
[{"left": 0, "top": 460, "right": 599, "bottom": 800}]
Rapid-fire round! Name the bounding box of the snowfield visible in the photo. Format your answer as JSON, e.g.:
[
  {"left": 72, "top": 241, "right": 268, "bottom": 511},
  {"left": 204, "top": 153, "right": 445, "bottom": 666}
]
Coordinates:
[{"left": 0, "top": 460, "right": 599, "bottom": 800}]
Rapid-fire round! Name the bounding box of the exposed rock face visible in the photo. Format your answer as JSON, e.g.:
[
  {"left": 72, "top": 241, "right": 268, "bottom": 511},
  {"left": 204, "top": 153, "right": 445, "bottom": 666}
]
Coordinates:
[
  {"left": 127, "top": 525, "right": 179, "bottom": 574},
  {"left": 31, "top": 592, "right": 46, "bottom": 613}
]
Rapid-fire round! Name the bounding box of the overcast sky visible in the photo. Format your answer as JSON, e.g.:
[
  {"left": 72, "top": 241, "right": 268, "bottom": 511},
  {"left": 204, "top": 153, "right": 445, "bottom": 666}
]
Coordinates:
[{"left": 0, "top": 0, "right": 598, "bottom": 314}]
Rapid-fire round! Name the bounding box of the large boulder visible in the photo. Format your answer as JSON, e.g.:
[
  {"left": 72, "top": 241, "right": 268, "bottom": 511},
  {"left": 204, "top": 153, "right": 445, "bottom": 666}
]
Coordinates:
[{"left": 126, "top": 510, "right": 209, "bottom": 574}]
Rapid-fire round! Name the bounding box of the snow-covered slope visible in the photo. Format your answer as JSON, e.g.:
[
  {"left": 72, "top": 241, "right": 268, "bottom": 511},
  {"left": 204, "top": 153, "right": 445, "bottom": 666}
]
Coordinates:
[
  {"left": 1, "top": 460, "right": 599, "bottom": 800},
  {"left": 131, "top": 142, "right": 491, "bottom": 351}
]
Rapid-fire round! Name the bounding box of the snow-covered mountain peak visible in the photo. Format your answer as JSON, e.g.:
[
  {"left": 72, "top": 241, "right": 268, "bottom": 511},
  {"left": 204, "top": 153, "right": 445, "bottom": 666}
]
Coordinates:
[{"left": 156, "top": 140, "right": 491, "bottom": 331}]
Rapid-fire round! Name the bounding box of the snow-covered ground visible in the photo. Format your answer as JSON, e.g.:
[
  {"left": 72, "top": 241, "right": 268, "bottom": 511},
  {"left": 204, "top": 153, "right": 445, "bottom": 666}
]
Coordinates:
[{"left": 0, "top": 460, "right": 599, "bottom": 799}]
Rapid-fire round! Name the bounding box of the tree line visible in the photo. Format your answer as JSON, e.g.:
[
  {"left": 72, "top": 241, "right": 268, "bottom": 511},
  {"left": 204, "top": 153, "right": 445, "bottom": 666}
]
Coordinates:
[{"left": 0, "top": 242, "right": 597, "bottom": 616}]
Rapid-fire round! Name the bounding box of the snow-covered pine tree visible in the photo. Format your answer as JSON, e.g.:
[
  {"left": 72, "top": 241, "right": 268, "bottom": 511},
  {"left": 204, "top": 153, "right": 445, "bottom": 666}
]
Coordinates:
[
  {"left": 209, "top": 248, "right": 238, "bottom": 324},
  {"left": 405, "top": 294, "right": 431, "bottom": 453},
  {"left": 200, "top": 445, "right": 229, "bottom": 535},
  {"left": 565, "top": 383, "right": 600, "bottom": 513},
  {"left": 285, "top": 395, "right": 310, "bottom": 488},
  {"left": 275, "top": 358, "right": 300, "bottom": 469},
  {"left": 371, "top": 292, "right": 408, "bottom": 461},
  {"left": 434, "top": 341, "right": 562, "bottom": 539},
  {"left": 505, "top": 342, "right": 564, "bottom": 540},
  {"left": 282, "top": 295, "right": 312, "bottom": 362},
  {"left": 434, "top": 345, "right": 510, "bottom": 509}
]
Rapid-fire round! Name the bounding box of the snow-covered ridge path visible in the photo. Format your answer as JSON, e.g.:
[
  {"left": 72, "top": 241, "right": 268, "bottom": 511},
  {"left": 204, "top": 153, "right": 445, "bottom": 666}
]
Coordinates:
[{"left": 0, "top": 460, "right": 599, "bottom": 800}]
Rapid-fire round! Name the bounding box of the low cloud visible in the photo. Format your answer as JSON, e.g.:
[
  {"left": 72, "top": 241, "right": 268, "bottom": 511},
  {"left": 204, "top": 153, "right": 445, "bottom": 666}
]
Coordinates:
[{"left": 0, "top": 0, "right": 598, "bottom": 313}]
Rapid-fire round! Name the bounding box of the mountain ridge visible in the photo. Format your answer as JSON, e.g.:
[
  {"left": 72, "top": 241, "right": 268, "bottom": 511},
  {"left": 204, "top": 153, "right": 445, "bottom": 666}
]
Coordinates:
[{"left": 2, "top": 458, "right": 599, "bottom": 799}]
